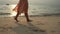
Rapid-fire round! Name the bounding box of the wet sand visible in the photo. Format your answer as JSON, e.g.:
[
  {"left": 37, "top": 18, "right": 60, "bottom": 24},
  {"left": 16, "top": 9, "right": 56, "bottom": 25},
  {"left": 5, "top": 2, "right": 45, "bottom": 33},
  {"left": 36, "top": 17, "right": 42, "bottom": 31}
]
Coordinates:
[{"left": 0, "top": 16, "right": 60, "bottom": 34}]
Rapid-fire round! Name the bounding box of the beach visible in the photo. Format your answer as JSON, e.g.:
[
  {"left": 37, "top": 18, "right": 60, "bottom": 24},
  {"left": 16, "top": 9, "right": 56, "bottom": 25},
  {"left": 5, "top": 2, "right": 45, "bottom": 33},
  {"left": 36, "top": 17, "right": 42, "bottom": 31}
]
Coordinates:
[
  {"left": 0, "top": 0, "right": 60, "bottom": 34},
  {"left": 0, "top": 16, "right": 60, "bottom": 34}
]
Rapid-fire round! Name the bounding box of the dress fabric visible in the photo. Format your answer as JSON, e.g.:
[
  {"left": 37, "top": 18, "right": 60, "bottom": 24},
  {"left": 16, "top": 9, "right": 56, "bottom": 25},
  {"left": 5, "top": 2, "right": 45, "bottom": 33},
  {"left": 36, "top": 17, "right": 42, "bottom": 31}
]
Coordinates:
[{"left": 13, "top": 0, "right": 28, "bottom": 13}]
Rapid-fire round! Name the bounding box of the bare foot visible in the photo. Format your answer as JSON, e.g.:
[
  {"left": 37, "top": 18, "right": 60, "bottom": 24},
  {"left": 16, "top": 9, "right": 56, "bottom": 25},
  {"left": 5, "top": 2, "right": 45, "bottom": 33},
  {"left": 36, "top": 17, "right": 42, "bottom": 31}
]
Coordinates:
[
  {"left": 27, "top": 20, "right": 32, "bottom": 22},
  {"left": 14, "top": 17, "right": 19, "bottom": 22}
]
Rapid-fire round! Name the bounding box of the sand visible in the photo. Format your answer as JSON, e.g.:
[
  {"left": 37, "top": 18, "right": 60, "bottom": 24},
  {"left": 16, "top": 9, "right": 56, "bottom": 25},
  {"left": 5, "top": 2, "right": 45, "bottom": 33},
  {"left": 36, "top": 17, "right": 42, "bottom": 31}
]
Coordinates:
[{"left": 0, "top": 16, "right": 60, "bottom": 34}]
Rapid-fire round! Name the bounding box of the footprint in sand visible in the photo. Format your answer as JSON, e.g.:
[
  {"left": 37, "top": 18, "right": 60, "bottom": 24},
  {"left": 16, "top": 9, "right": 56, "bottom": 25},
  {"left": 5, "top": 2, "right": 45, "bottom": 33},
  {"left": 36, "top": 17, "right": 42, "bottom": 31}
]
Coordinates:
[
  {"left": 32, "top": 29, "right": 46, "bottom": 32},
  {"left": 28, "top": 26, "right": 46, "bottom": 32},
  {"left": 0, "top": 27, "right": 7, "bottom": 32},
  {"left": 36, "top": 23, "right": 45, "bottom": 25},
  {"left": 0, "top": 27, "right": 13, "bottom": 32},
  {"left": 58, "top": 22, "right": 60, "bottom": 25},
  {"left": 51, "top": 30, "right": 56, "bottom": 33}
]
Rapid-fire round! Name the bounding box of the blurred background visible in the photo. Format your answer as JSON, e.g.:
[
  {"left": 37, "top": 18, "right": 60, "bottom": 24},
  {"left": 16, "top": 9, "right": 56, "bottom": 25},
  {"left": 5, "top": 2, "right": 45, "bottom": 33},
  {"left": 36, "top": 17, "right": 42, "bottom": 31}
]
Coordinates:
[{"left": 0, "top": 0, "right": 60, "bottom": 17}]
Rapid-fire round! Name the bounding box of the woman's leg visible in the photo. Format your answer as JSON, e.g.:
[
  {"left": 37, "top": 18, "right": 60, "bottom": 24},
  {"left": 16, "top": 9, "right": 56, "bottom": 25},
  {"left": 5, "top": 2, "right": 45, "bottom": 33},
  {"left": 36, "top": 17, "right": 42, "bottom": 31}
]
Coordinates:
[
  {"left": 14, "top": 11, "right": 20, "bottom": 22},
  {"left": 24, "top": 10, "right": 31, "bottom": 22},
  {"left": 25, "top": 13, "right": 29, "bottom": 20}
]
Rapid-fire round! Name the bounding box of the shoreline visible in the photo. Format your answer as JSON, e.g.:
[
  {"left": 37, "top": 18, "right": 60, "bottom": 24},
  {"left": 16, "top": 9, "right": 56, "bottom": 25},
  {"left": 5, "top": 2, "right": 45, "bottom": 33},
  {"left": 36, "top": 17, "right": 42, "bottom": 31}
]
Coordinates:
[{"left": 0, "top": 14, "right": 60, "bottom": 17}]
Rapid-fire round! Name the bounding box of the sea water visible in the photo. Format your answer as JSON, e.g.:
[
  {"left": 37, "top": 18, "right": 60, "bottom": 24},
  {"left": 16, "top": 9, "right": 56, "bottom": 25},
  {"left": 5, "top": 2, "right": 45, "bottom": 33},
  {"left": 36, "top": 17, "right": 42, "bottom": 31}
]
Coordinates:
[{"left": 0, "top": 0, "right": 60, "bottom": 17}]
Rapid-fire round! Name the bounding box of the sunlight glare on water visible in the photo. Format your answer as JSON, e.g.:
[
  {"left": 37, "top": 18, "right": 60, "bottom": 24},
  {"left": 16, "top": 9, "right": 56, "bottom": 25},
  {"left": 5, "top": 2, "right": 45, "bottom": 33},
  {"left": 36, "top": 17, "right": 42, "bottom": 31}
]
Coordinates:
[
  {"left": 10, "top": 5, "right": 24, "bottom": 16},
  {"left": 10, "top": 5, "right": 17, "bottom": 16}
]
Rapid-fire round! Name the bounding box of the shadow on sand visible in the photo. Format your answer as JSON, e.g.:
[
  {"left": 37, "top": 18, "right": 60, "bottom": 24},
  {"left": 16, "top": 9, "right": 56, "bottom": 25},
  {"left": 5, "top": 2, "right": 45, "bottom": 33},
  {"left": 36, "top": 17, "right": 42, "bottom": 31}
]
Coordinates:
[{"left": 10, "top": 21, "right": 47, "bottom": 34}]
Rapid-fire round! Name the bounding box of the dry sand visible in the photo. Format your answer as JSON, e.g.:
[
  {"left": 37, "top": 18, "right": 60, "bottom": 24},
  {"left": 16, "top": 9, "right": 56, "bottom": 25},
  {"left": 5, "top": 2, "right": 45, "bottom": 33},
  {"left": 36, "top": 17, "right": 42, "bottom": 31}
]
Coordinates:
[{"left": 0, "top": 16, "right": 60, "bottom": 34}]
